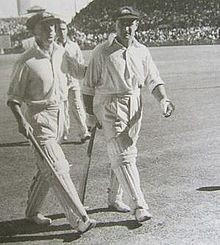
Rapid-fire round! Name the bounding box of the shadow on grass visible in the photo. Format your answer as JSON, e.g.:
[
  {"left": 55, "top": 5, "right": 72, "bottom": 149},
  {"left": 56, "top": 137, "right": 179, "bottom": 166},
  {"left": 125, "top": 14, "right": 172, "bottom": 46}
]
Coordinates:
[
  {"left": 0, "top": 141, "right": 29, "bottom": 147},
  {"left": 0, "top": 232, "right": 81, "bottom": 243},
  {"left": 0, "top": 208, "right": 143, "bottom": 243},
  {"left": 87, "top": 207, "right": 127, "bottom": 214},
  {"left": 196, "top": 186, "right": 220, "bottom": 191},
  {"left": 0, "top": 217, "right": 80, "bottom": 243},
  {"left": 62, "top": 140, "right": 84, "bottom": 145},
  {"left": 51, "top": 210, "right": 143, "bottom": 230},
  {"left": 0, "top": 140, "right": 84, "bottom": 148},
  {"left": 96, "top": 220, "right": 142, "bottom": 230},
  {"left": 87, "top": 207, "right": 143, "bottom": 229}
]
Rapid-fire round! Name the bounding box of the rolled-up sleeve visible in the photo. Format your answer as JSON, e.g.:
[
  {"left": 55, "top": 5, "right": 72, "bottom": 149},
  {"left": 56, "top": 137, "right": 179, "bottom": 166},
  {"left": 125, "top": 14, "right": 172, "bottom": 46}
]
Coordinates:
[
  {"left": 7, "top": 61, "right": 29, "bottom": 105},
  {"left": 82, "top": 47, "right": 102, "bottom": 96},
  {"left": 144, "top": 49, "right": 164, "bottom": 93}
]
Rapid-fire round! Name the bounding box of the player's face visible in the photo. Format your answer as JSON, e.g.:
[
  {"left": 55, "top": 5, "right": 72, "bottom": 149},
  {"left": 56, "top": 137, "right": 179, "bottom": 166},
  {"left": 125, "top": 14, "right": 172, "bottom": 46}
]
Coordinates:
[
  {"left": 34, "top": 21, "right": 56, "bottom": 44},
  {"left": 116, "top": 18, "right": 139, "bottom": 40},
  {"left": 57, "top": 23, "right": 68, "bottom": 43}
]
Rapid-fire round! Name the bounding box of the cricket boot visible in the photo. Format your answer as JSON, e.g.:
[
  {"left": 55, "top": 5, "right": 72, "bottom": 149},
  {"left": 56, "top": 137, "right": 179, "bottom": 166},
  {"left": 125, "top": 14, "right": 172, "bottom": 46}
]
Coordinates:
[{"left": 135, "top": 208, "right": 152, "bottom": 223}]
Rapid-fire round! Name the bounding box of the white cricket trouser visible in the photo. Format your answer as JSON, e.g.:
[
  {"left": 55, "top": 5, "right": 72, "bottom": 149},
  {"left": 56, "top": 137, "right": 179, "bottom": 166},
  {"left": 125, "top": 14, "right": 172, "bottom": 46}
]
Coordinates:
[
  {"left": 94, "top": 90, "right": 149, "bottom": 212},
  {"left": 25, "top": 103, "right": 88, "bottom": 227},
  {"left": 68, "top": 89, "right": 88, "bottom": 137}
]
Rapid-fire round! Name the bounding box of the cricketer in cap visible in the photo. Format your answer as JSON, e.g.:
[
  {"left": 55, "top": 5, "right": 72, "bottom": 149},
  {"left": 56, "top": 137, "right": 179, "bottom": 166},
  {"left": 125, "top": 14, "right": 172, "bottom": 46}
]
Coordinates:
[
  {"left": 25, "top": 11, "right": 60, "bottom": 30},
  {"left": 56, "top": 19, "right": 91, "bottom": 143},
  {"left": 7, "top": 11, "right": 95, "bottom": 234},
  {"left": 83, "top": 6, "right": 175, "bottom": 223}
]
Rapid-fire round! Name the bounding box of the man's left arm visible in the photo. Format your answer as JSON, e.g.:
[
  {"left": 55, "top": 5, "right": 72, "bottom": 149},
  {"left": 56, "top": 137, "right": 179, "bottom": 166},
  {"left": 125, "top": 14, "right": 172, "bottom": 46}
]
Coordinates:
[
  {"left": 144, "top": 49, "right": 175, "bottom": 117},
  {"left": 152, "top": 84, "right": 175, "bottom": 118}
]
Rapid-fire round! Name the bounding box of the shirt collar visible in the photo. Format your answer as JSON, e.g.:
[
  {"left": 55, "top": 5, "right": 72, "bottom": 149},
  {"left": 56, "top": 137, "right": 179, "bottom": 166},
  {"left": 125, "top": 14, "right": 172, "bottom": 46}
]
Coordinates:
[
  {"left": 56, "top": 37, "right": 71, "bottom": 47},
  {"left": 33, "top": 41, "right": 60, "bottom": 58},
  {"left": 107, "top": 33, "right": 141, "bottom": 48}
]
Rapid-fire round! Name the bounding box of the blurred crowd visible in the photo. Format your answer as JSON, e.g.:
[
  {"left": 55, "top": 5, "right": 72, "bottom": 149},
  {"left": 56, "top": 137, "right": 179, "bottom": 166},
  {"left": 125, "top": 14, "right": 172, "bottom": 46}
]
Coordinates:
[
  {"left": 69, "top": 26, "right": 220, "bottom": 49},
  {"left": 0, "top": 0, "right": 220, "bottom": 52},
  {"left": 0, "top": 18, "right": 29, "bottom": 49},
  {"left": 72, "top": 0, "right": 220, "bottom": 48}
]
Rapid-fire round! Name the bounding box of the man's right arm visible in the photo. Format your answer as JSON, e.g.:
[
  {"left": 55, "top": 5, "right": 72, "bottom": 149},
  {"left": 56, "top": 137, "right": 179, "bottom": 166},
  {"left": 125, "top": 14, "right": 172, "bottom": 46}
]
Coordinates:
[
  {"left": 7, "top": 57, "right": 33, "bottom": 138},
  {"left": 7, "top": 101, "right": 33, "bottom": 138},
  {"left": 82, "top": 94, "right": 101, "bottom": 129},
  {"left": 82, "top": 45, "right": 103, "bottom": 129}
]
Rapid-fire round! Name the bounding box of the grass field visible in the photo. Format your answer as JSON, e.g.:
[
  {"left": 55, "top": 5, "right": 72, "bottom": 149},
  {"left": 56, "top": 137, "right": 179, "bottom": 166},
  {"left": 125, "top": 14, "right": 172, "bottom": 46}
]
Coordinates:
[{"left": 0, "top": 45, "right": 220, "bottom": 245}]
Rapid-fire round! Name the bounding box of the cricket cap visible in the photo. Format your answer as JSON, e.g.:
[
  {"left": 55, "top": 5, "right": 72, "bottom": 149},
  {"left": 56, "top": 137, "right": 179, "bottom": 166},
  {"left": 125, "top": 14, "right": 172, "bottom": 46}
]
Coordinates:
[
  {"left": 26, "top": 11, "right": 60, "bottom": 30},
  {"left": 114, "top": 6, "right": 140, "bottom": 20}
]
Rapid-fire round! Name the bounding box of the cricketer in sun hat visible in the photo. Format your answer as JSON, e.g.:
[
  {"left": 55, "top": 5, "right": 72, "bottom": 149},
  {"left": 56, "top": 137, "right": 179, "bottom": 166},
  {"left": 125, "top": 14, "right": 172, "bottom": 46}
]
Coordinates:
[
  {"left": 114, "top": 6, "right": 141, "bottom": 20},
  {"left": 26, "top": 11, "right": 60, "bottom": 30}
]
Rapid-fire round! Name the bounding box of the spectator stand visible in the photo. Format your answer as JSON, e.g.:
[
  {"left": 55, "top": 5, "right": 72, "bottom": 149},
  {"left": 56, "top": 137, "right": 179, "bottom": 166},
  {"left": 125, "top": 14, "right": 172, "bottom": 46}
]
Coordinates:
[{"left": 1, "top": 0, "right": 220, "bottom": 52}]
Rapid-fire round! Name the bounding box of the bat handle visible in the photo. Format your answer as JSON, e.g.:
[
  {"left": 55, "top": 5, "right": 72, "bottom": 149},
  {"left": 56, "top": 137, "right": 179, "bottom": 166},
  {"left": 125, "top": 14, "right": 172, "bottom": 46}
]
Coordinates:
[
  {"left": 87, "top": 126, "right": 97, "bottom": 157},
  {"left": 28, "top": 132, "right": 50, "bottom": 162},
  {"left": 80, "top": 126, "right": 97, "bottom": 204}
]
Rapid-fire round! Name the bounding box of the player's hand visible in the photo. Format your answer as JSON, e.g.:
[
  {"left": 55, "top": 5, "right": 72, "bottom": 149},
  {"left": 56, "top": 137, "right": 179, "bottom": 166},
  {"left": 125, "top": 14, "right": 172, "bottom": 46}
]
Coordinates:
[
  {"left": 86, "top": 113, "right": 102, "bottom": 130},
  {"left": 160, "top": 98, "right": 175, "bottom": 117},
  {"left": 18, "top": 119, "right": 33, "bottom": 138}
]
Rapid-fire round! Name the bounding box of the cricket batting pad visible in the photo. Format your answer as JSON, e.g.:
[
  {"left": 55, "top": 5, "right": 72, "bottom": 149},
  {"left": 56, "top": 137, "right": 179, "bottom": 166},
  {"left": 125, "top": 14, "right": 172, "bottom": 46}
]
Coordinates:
[
  {"left": 113, "top": 164, "right": 147, "bottom": 211},
  {"left": 107, "top": 138, "right": 148, "bottom": 211},
  {"left": 25, "top": 170, "right": 50, "bottom": 217},
  {"left": 29, "top": 136, "right": 89, "bottom": 226}
]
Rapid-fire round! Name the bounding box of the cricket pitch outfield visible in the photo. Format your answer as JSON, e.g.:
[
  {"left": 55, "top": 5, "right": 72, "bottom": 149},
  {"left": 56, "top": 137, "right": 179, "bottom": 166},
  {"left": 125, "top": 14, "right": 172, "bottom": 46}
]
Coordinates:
[{"left": 0, "top": 45, "right": 220, "bottom": 245}]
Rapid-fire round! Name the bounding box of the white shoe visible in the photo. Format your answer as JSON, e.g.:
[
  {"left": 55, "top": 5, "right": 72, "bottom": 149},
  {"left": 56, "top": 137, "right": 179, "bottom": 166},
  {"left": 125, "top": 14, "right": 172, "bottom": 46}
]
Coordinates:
[
  {"left": 108, "top": 201, "right": 131, "bottom": 213},
  {"left": 135, "top": 208, "right": 152, "bottom": 223},
  {"left": 77, "top": 218, "right": 96, "bottom": 234},
  {"left": 27, "top": 213, "right": 52, "bottom": 225}
]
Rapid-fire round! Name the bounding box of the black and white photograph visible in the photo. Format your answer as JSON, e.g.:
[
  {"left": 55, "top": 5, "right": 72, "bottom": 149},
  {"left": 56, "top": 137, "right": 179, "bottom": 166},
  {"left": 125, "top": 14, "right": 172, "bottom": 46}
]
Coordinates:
[{"left": 0, "top": 0, "right": 219, "bottom": 244}]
